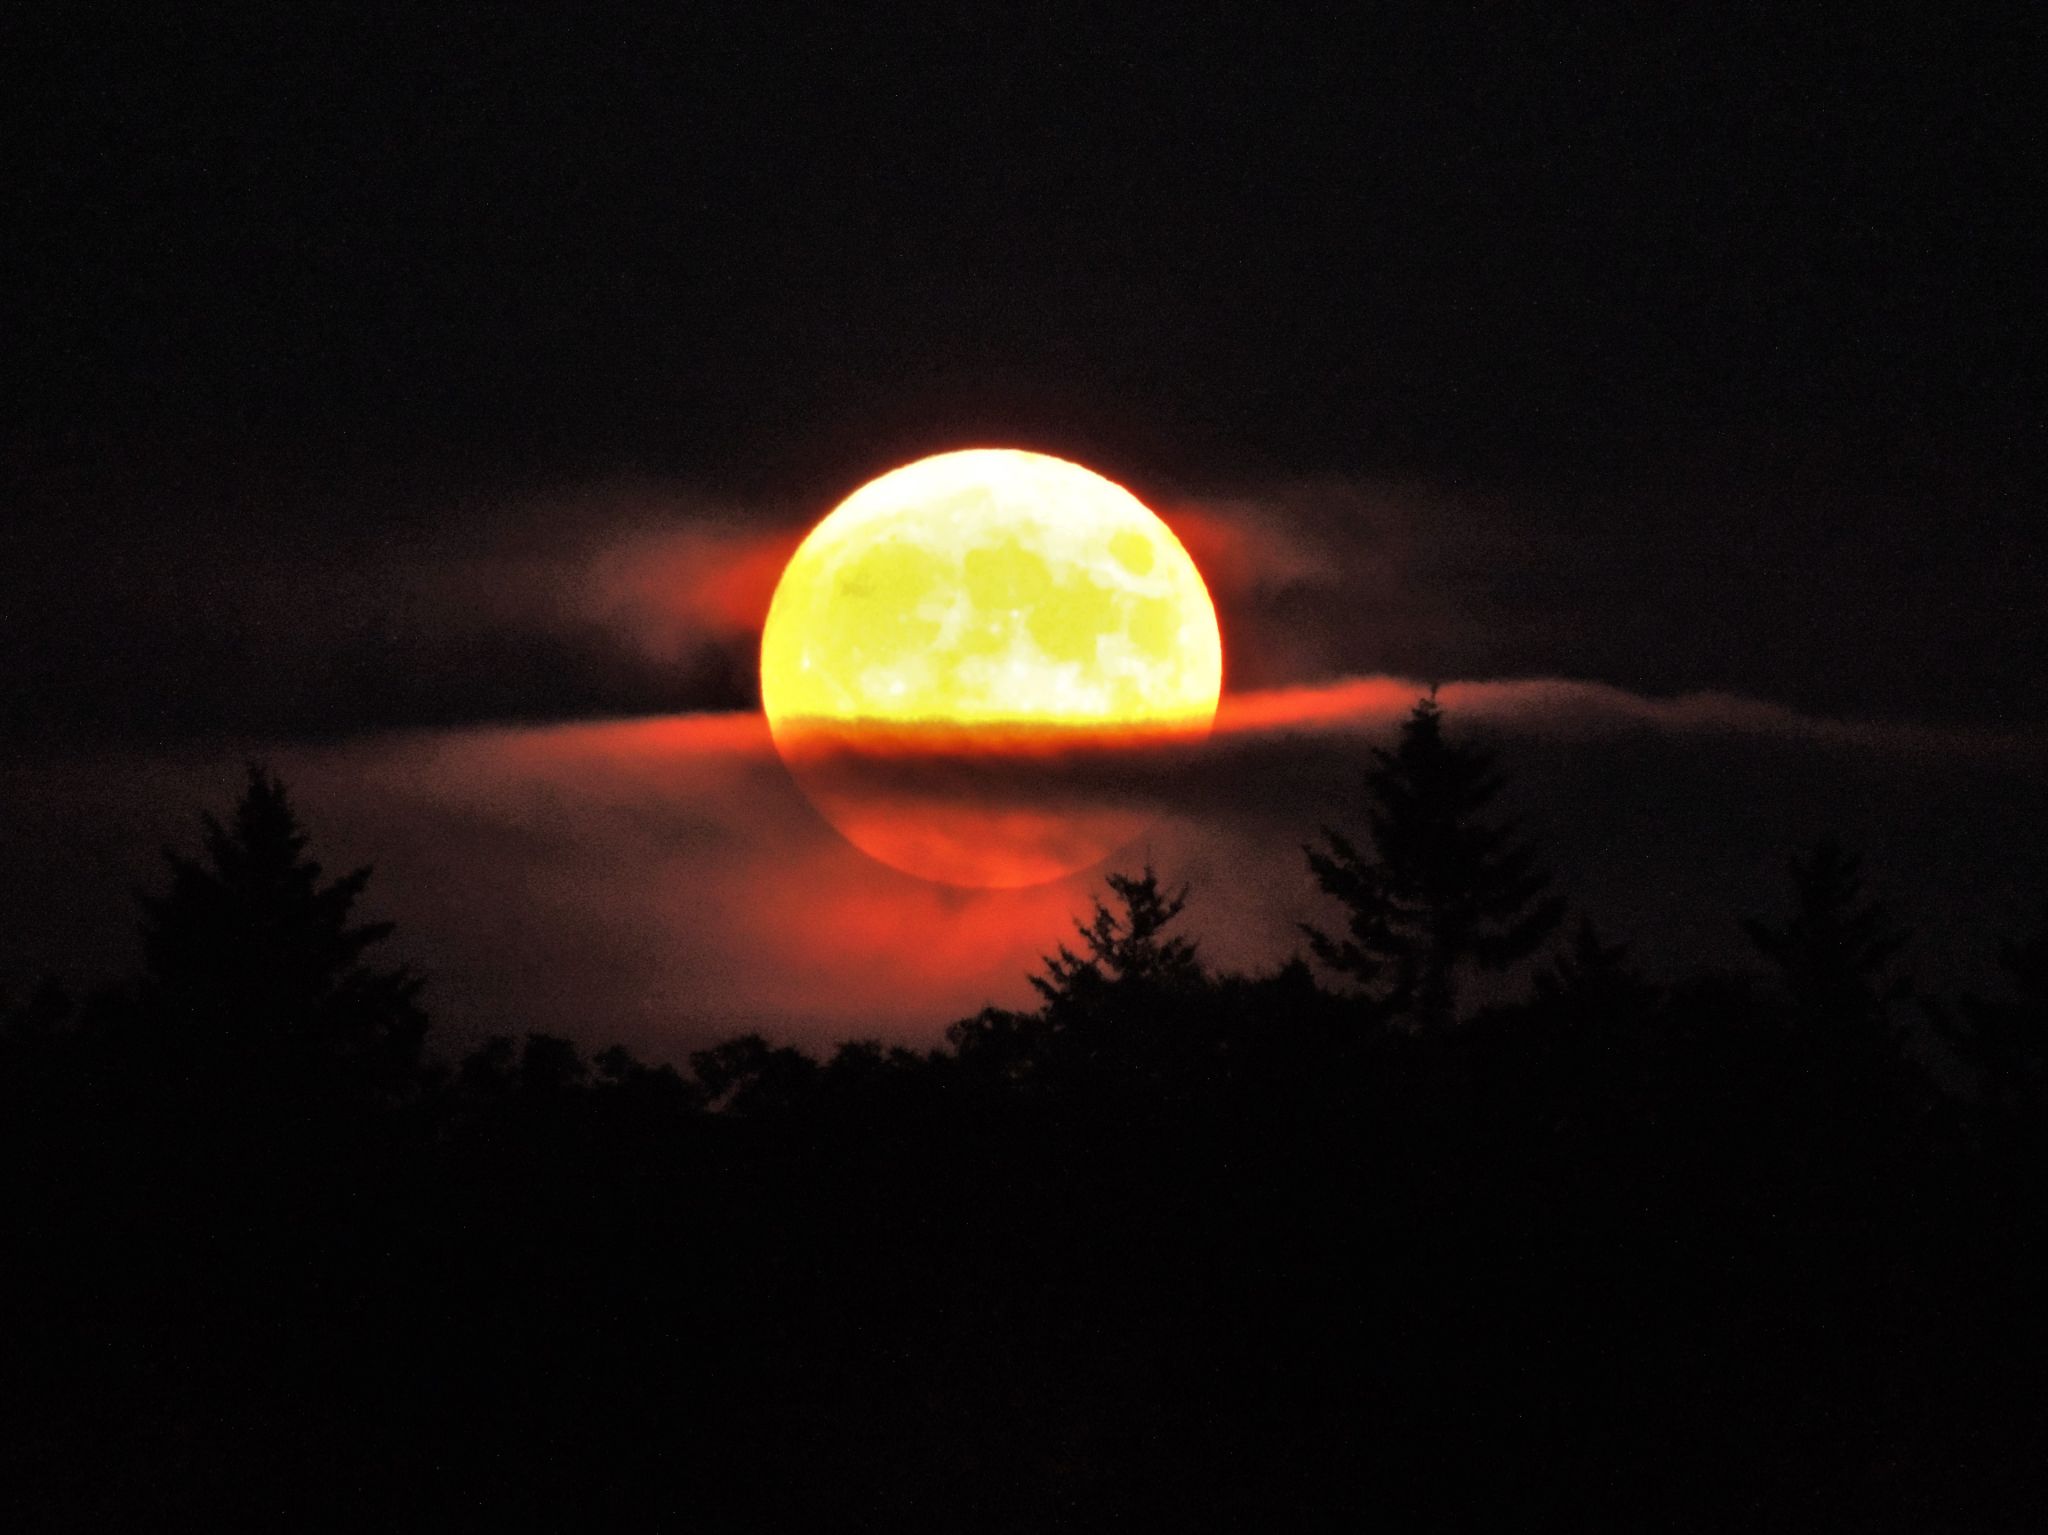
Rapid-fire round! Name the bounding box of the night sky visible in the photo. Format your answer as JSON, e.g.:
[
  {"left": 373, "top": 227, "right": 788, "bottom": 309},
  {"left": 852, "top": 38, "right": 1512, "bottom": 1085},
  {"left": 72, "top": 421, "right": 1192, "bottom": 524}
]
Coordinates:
[{"left": 5, "top": 5, "right": 2043, "bottom": 1054}]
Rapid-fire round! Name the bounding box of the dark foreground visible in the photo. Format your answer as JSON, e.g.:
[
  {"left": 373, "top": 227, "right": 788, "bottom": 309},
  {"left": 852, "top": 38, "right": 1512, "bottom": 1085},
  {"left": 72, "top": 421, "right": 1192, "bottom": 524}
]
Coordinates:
[{"left": 3, "top": 740, "right": 2043, "bottom": 1530}]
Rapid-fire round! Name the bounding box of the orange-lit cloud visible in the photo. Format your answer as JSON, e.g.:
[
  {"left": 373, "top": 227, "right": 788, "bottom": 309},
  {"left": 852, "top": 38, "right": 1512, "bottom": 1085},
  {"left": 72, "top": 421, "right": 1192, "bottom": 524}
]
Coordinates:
[
  {"left": 579, "top": 524, "right": 803, "bottom": 653},
  {"left": 1217, "top": 674, "right": 2036, "bottom": 758},
  {"left": 254, "top": 675, "right": 2036, "bottom": 1054},
  {"left": 5, "top": 674, "right": 2035, "bottom": 1066},
  {"left": 420, "top": 501, "right": 801, "bottom": 656},
  {"left": 271, "top": 710, "right": 1094, "bottom": 1055}
]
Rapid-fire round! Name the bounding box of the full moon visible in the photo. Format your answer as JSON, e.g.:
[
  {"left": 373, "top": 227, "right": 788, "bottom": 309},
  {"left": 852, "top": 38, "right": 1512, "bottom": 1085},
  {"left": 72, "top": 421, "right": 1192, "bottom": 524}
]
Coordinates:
[{"left": 760, "top": 449, "right": 1223, "bottom": 886}]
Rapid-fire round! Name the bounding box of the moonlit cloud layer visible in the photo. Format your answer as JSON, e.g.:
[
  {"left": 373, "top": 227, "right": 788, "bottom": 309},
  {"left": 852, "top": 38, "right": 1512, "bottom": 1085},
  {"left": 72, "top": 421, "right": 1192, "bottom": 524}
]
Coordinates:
[
  {"left": 8, "top": 671, "right": 2036, "bottom": 1062},
  {"left": 4, "top": 473, "right": 2041, "bottom": 1058}
]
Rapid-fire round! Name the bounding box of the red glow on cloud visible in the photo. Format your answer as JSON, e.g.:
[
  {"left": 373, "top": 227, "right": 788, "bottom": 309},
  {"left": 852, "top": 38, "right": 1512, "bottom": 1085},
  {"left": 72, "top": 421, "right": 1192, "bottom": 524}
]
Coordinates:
[
  {"left": 472, "top": 709, "right": 772, "bottom": 768},
  {"left": 1214, "top": 676, "right": 1420, "bottom": 734},
  {"left": 292, "top": 707, "right": 1084, "bottom": 1052},
  {"left": 582, "top": 526, "right": 802, "bottom": 650},
  {"left": 1165, "top": 503, "right": 1337, "bottom": 603},
  {"left": 243, "top": 672, "right": 2036, "bottom": 1059}
]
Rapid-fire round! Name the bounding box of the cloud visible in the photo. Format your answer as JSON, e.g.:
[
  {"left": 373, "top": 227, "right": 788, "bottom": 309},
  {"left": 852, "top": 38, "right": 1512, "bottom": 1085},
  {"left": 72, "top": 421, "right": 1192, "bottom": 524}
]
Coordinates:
[
  {"left": 577, "top": 524, "right": 802, "bottom": 653},
  {"left": 1161, "top": 477, "right": 2048, "bottom": 736},
  {"left": 1215, "top": 675, "right": 2040, "bottom": 759},
  {"left": 8, "top": 443, "right": 2042, "bottom": 1056},
  {"left": 0, "top": 482, "right": 820, "bottom": 749},
  {"left": 6, "top": 671, "right": 2036, "bottom": 1066},
  {"left": 262, "top": 713, "right": 1097, "bottom": 1055},
  {"left": 250, "top": 678, "right": 2040, "bottom": 1053},
  {"left": 14, "top": 466, "right": 2035, "bottom": 758},
  {"left": 1156, "top": 481, "right": 1599, "bottom": 695},
  {"left": 426, "top": 496, "right": 803, "bottom": 667}
]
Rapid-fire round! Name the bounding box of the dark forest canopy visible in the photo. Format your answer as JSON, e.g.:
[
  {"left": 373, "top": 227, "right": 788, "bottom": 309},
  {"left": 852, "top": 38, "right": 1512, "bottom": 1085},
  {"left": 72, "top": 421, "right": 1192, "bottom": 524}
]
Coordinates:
[{"left": 2, "top": 701, "right": 2044, "bottom": 1529}]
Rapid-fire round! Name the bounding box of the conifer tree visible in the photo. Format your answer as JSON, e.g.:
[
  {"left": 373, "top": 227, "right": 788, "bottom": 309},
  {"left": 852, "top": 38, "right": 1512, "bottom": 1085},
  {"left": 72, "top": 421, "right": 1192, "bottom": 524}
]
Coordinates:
[
  {"left": 1026, "top": 866, "right": 1209, "bottom": 1090},
  {"left": 1030, "top": 866, "right": 1202, "bottom": 1010},
  {"left": 1741, "top": 834, "right": 1912, "bottom": 1036},
  {"left": 1740, "top": 835, "right": 1934, "bottom": 1145},
  {"left": 949, "top": 868, "right": 1205, "bottom": 1090},
  {"left": 137, "top": 764, "right": 425, "bottom": 1101},
  {"left": 1936, "top": 901, "right": 2047, "bottom": 1124},
  {"left": 1303, "top": 693, "right": 1563, "bottom": 1028},
  {"left": 1532, "top": 915, "right": 1660, "bottom": 1022}
]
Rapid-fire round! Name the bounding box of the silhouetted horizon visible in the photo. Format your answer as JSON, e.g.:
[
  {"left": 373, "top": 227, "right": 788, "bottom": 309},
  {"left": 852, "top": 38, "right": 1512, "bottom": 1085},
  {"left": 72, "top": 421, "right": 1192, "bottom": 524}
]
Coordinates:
[
  {"left": 6, "top": 679, "right": 2040, "bottom": 1061},
  {"left": 6, "top": 698, "right": 2045, "bottom": 1525}
]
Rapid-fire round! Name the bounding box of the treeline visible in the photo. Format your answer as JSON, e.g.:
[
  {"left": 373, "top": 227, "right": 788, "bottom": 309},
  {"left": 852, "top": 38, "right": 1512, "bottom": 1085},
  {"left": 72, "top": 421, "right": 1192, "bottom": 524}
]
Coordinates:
[{"left": 2, "top": 698, "right": 2043, "bottom": 1530}]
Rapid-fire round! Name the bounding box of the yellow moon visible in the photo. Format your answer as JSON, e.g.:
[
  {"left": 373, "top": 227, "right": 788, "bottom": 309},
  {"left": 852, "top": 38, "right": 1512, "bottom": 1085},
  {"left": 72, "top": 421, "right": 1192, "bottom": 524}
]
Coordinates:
[{"left": 760, "top": 448, "right": 1223, "bottom": 886}]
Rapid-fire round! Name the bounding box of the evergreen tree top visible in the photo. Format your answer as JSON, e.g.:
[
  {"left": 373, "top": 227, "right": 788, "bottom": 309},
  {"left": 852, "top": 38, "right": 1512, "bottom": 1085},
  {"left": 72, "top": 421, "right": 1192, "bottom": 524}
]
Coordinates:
[
  {"left": 1031, "top": 865, "right": 1201, "bottom": 1008},
  {"left": 1303, "top": 693, "right": 1562, "bottom": 1028},
  {"left": 136, "top": 763, "right": 425, "bottom": 1095}
]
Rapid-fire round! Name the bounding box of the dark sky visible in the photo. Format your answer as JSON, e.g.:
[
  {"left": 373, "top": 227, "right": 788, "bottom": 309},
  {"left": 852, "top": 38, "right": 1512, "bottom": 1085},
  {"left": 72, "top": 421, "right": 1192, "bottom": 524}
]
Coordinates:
[
  {"left": 4, "top": 5, "right": 2044, "bottom": 1050},
  {"left": 6, "top": 4, "right": 2042, "bottom": 739}
]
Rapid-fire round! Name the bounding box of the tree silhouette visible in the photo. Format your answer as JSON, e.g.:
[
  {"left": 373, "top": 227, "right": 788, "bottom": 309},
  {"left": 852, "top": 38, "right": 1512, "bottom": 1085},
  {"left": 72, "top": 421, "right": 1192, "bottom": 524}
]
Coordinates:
[
  {"left": 689, "top": 1032, "right": 821, "bottom": 1114},
  {"left": 1303, "top": 693, "right": 1563, "bottom": 1028},
  {"left": 1030, "top": 865, "right": 1203, "bottom": 1009},
  {"left": 4, "top": 735, "right": 2043, "bottom": 1530},
  {"left": 1477, "top": 916, "right": 1665, "bottom": 1137},
  {"left": 948, "top": 867, "right": 1208, "bottom": 1092},
  {"left": 135, "top": 763, "right": 425, "bottom": 1103},
  {"left": 1741, "top": 834, "right": 1912, "bottom": 1036},
  {"left": 1532, "top": 915, "right": 1660, "bottom": 1021},
  {"left": 1739, "top": 835, "right": 1935, "bottom": 1146},
  {"left": 1938, "top": 900, "right": 2048, "bottom": 1126}
]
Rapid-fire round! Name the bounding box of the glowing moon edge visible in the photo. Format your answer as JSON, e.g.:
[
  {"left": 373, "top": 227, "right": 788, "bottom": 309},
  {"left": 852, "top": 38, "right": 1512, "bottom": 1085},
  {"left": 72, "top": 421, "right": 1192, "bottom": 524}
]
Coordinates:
[
  {"left": 757, "top": 448, "right": 1223, "bottom": 887},
  {"left": 760, "top": 447, "right": 1222, "bottom": 737}
]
